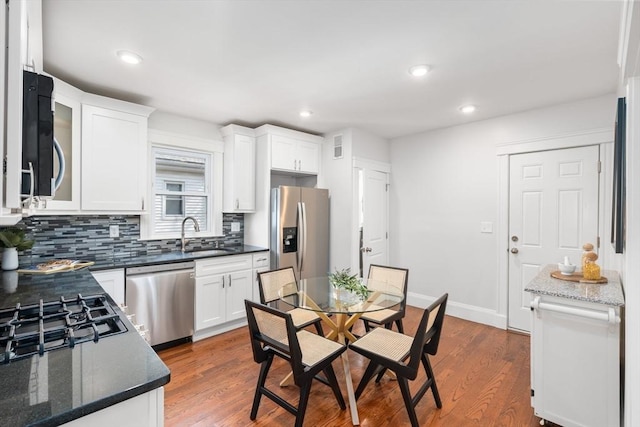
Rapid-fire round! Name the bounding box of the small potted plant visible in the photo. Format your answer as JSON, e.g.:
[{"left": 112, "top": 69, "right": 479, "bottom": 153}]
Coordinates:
[
  {"left": 0, "top": 227, "right": 34, "bottom": 271},
  {"left": 328, "top": 268, "right": 369, "bottom": 301}
]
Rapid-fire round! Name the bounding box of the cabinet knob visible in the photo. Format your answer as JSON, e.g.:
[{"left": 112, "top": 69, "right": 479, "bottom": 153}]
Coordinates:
[{"left": 510, "top": 248, "right": 519, "bottom": 254}]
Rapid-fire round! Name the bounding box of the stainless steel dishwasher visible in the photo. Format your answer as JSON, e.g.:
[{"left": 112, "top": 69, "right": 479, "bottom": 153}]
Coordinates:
[{"left": 125, "top": 261, "right": 195, "bottom": 348}]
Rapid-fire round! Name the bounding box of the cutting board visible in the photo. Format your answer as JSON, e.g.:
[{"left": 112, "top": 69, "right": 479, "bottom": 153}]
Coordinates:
[
  {"left": 550, "top": 270, "right": 608, "bottom": 284},
  {"left": 17, "top": 260, "right": 95, "bottom": 275}
]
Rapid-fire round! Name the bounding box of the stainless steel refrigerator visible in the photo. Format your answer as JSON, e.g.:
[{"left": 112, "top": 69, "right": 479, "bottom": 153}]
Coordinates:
[{"left": 271, "top": 186, "right": 329, "bottom": 279}]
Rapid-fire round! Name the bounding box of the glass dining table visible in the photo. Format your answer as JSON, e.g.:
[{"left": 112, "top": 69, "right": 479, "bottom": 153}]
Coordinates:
[{"left": 279, "top": 276, "right": 404, "bottom": 426}]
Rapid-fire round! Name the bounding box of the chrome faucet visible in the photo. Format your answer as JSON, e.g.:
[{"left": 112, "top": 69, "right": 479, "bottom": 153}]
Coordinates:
[{"left": 181, "top": 216, "right": 200, "bottom": 252}]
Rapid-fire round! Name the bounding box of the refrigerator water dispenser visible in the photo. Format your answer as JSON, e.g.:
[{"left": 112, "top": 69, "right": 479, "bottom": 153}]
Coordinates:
[{"left": 283, "top": 227, "right": 298, "bottom": 253}]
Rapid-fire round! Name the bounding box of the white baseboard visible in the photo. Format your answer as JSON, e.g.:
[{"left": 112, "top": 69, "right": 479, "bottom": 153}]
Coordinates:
[
  {"left": 192, "top": 318, "right": 247, "bottom": 342},
  {"left": 408, "top": 292, "right": 507, "bottom": 330}
]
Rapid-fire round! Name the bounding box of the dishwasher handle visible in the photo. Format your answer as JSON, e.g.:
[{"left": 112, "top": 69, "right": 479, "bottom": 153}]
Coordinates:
[
  {"left": 126, "top": 261, "right": 195, "bottom": 276},
  {"left": 531, "top": 296, "right": 620, "bottom": 324}
]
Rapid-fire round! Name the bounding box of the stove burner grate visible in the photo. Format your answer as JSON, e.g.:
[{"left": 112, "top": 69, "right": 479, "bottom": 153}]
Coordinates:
[{"left": 0, "top": 294, "right": 127, "bottom": 363}]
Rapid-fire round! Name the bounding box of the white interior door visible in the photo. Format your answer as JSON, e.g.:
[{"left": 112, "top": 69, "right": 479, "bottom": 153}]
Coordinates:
[
  {"left": 360, "top": 169, "right": 389, "bottom": 276},
  {"left": 508, "top": 146, "right": 599, "bottom": 332}
]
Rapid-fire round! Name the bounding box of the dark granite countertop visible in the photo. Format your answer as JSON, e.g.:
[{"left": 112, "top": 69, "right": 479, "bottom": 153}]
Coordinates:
[
  {"left": 82, "top": 244, "right": 267, "bottom": 271},
  {"left": 0, "top": 245, "right": 268, "bottom": 426},
  {"left": 0, "top": 270, "right": 170, "bottom": 426}
]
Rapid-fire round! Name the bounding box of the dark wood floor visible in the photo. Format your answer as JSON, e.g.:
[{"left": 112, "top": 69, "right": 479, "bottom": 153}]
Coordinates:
[{"left": 158, "top": 306, "right": 541, "bottom": 426}]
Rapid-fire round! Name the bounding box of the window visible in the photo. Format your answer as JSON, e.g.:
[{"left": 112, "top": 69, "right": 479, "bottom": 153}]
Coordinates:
[
  {"left": 163, "top": 181, "right": 185, "bottom": 217},
  {"left": 152, "top": 148, "right": 209, "bottom": 235},
  {"left": 141, "top": 130, "right": 223, "bottom": 240},
  {"left": 142, "top": 142, "right": 223, "bottom": 239}
]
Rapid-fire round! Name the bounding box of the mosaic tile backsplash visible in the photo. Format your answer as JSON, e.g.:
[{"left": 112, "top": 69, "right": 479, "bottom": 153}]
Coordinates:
[{"left": 14, "top": 214, "right": 244, "bottom": 264}]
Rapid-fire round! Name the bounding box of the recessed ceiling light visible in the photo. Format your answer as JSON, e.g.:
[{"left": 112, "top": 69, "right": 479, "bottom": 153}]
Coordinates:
[
  {"left": 459, "top": 105, "right": 477, "bottom": 114},
  {"left": 299, "top": 110, "right": 313, "bottom": 118},
  {"left": 409, "top": 64, "right": 430, "bottom": 77},
  {"left": 116, "top": 50, "right": 143, "bottom": 65}
]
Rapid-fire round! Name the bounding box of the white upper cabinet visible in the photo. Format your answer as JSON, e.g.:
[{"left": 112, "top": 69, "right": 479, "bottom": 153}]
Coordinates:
[
  {"left": 81, "top": 95, "right": 154, "bottom": 212},
  {"left": 270, "top": 134, "right": 320, "bottom": 175},
  {"left": 3, "top": 0, "right": 44, "bottom": 215},
  {"left": 221, "top": 125, "right": 256, "bottom": 213}
]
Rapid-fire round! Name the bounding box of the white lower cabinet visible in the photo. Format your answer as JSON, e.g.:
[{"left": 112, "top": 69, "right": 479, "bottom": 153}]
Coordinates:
[
  {"left": 195, "top": 255, "right": 252, "bottom": 332},
  {"left": 61, "top": 387, "right": 164, "bottom": 427},
  {"left": 530, "top": 294, "right": 621, "bottom": 427},
  {"left": 252, "top": 251, "right": 270, "bottom": 302},
  {"left": 91, "top": 269, "right": 125, "bottom": 307}
]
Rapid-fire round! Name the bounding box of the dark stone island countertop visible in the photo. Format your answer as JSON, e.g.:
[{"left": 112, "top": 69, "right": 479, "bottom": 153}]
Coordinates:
[{"left": 0, "top": 245, "right": 267, "bottom": 426}]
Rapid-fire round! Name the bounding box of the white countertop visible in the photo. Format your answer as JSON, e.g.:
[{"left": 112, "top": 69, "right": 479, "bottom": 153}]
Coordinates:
[{"left": 524, "top": 264, "right": 625, "bottom": 307}]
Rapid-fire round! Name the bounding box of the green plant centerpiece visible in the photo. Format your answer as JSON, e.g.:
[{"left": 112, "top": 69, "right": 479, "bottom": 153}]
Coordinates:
[
  {"left": 0, "top": 227, "right": 34, "bottom": 271},
  {"left": 0, "top": 227, "right": 34, "bottom": 251},
  {"left": 328, "top": 268, "right": 369, "bottom": 301}
]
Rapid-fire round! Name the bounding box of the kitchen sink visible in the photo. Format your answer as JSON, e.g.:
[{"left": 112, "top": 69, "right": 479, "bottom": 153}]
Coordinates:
[{"left": 185, "top": 248, "right": 235, "bottom": 257}]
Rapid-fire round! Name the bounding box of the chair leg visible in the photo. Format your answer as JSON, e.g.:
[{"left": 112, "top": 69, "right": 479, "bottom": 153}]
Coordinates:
[
  {"left": 314, "top": 320, "right": 324, "bottom": 335},
  {"left": 398, "top": 376, "right": 420, "bottom": 427},
  {"left": 396, "top": 319, "right": 404, "bottom": 334},
  {"left": 422, "top": 353, "right": 442, "bottom": 408},
  {"left": 323, "top": 365, "right": 346, "bottom": 409},
  {"left": 364, "top": 320, "right": 372, "bottom": 332},
  {"left": 295, "top": 382, "right": 313, "bottom": 427},
  {"left": 355, "top": 360, "right": 380, "bottom": 400},
  {"left": 374, "top": 366, "right": 388, "bottom": 383},
  {"left": 250, "top": 355, "right": 274, "bottom": 420}
]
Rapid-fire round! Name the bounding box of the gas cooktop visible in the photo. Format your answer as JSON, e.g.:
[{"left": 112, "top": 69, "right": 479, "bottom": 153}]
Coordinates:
[{"left": 0, "top": 294, "right": 128, "bottom": 363}]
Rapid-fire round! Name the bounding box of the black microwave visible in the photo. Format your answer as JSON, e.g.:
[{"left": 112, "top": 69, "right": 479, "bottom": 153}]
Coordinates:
[{"left": 21, "top": 70, "right": 54, "bottom": 199}]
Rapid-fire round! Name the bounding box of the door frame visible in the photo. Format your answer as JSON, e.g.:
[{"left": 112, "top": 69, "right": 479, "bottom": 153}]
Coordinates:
[
  {"left": 351, "top": 157, "right": 391, "bottom": 277},
  {"left": 496, "top": 128, "right": 614, "bottom": 330}
]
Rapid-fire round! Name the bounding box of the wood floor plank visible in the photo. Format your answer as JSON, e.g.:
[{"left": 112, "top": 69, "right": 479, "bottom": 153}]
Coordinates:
[{"left": 159, "top": 306, "right": 542, "bottom": 426}]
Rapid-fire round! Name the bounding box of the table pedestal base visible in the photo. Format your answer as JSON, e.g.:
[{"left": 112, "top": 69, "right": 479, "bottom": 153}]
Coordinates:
[{"left": 280, "top": 312, "right": 361, "bottom": 425}]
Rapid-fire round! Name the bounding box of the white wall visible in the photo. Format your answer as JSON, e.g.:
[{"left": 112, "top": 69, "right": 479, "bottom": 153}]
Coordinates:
[
  {"left": 352, "top": 128, "right": 389, "bottom": 162},
  {"left": 321, "top": 129, "right": 354, "bottom": 272},
  {"left": 321, "top": 128, "right": 392, "bottom": 274},
  {"left": 148, "top": 111, "right": 222, "bottom": 141},
  {"left": 390, "top": 94, "right": 616, "bottom": 321},
  {"left": 620, "top": 3, "right": 640, "bottom": 425}
]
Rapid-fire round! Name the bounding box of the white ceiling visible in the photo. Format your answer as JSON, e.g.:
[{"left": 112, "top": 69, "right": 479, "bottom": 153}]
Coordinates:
[{"left": 42, "top": 0, "right": 622, "bottom": 140}]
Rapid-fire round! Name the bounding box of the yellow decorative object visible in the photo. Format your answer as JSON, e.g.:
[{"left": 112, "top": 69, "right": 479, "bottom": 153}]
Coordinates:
[
  {"left": 583, "top": 261, "right": 601, "bottom": 280},
  {"left": 582, "top": 246, "right": 600, "bottom": 280},
  {"left": 581, "top": 243, "right": 594, "bottom": 272}
]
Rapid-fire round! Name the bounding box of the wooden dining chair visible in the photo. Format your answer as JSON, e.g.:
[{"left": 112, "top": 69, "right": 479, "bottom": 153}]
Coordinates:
[
  {"left": 359, "top": 264, "right": 409, "bottom": 333},
  {"left": 350, "top": 293, "right": 448, "bottom": 427},
  {"left": 258, "top": 267, "right": 324, "bottom": 335},
  {"left": 244, "top": 300, "right": 347, "bottom": 427}
]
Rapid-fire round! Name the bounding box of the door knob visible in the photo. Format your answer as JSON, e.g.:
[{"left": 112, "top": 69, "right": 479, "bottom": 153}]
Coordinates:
[{"left": 510, "top": 248, "right": 519, "bottom": 254}]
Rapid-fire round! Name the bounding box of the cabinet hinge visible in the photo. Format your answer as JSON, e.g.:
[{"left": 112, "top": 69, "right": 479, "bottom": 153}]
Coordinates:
[
  {"left": 385, "top": 184, "right": 389, "bottom": 192},
  {"left": 598, "top": 161, "right": 602, "bottom": 173},
  {"left": 386, "top": 232, "right": 388, "bottom": 239},
  {"left": 2, "top": 156, "right": 6, "bottom": 175},
  {"left": 531, "top": 389, "right": 535, "bottom": 397},
  {"left": 597, "top": 236, "right": 600, "bottom": 248}
]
